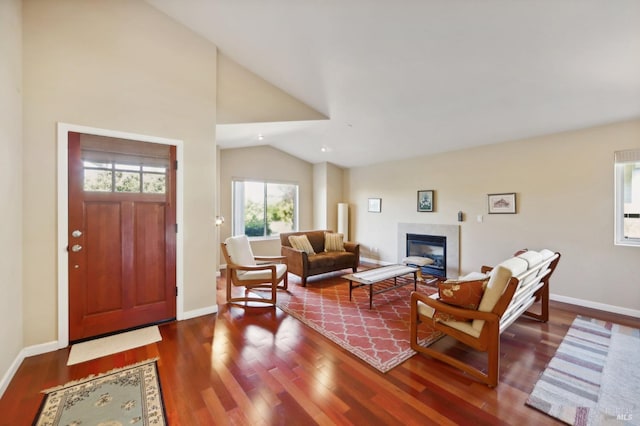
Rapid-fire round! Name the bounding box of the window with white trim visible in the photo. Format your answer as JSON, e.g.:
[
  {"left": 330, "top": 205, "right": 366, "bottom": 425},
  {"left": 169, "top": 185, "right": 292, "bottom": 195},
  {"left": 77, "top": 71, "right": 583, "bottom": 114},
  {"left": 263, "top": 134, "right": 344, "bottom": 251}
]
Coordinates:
[
  {"left": 232, "top": 180, "right": 298, "bottom": 237},
  {"left": 615, "top": 149, "right": 640, "bottom": 246}
]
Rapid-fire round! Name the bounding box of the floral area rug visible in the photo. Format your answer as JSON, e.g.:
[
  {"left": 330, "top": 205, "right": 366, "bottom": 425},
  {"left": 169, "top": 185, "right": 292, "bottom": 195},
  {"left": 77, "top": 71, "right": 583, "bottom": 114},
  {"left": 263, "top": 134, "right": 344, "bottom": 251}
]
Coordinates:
[
  {"left": 34, "top": 359, "right": 165, "bottom": 425},
  {"left": 526, "top": 316, "right": 640, "bottom": 425},
  {"left": 255, "top": 276, "right": 443, "bottom": 373}
]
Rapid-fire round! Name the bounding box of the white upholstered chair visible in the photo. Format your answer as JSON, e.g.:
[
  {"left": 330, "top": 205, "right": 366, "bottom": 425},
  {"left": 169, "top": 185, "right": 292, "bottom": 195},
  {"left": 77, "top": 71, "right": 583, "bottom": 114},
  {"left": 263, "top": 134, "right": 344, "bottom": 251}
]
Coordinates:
[{"left": 221, "top": 235, "right": 288, "bottom": 306}]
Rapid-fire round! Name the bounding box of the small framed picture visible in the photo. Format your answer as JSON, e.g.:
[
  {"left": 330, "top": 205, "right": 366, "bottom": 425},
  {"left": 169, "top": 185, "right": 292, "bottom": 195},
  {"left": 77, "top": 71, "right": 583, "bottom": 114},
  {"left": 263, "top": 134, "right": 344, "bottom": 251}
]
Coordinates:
[
  {"left": 368, "top": 198, "right": 382, "bottom": 213},
  {"left": 417, "top": 190, "right": 434, "bottom": 212},
  {"left": 488, "top": 193, "right": 516, "bottom": 214}
]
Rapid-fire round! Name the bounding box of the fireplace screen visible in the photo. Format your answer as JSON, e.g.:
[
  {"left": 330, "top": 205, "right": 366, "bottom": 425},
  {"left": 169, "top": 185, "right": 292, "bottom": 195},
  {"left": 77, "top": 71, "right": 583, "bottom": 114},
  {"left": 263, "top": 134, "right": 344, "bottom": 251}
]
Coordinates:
[{"left": 406, "top": 233, "right": 446, "bottom": 278}]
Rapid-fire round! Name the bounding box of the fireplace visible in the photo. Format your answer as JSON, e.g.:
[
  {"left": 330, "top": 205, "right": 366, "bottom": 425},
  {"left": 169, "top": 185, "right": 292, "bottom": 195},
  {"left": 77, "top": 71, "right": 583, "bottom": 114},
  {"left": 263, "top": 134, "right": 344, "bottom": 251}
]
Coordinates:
[
  {"left": 398, "top": 223, "right": 459, "bottom": 278},
  {"left": 406, "top": 233, "right": 447, "bottom": 278}
]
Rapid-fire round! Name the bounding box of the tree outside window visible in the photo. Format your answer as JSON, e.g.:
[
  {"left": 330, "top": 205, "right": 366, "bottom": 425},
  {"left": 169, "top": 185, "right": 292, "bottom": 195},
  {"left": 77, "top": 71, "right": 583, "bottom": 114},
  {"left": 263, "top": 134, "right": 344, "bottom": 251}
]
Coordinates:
[{"left": 233, "top": 180, "right": 298, "bottom": 237}]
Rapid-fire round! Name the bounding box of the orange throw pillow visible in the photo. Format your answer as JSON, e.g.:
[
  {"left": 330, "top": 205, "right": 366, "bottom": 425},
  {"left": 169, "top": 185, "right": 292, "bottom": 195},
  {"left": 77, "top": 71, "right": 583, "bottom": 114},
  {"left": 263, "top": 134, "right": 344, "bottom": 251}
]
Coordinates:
[{"left": 433, "top": 279, "right": 487, "bottom": 322}]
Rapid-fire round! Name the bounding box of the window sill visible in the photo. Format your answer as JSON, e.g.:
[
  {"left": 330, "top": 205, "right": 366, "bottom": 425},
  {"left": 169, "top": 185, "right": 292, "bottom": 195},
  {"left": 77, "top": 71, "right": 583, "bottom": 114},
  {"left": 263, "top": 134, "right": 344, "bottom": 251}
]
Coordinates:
[
  {"left": 246, "top": 235, "right": 281, "bottom": 242},
  {"left": 615, "top": 241, "right": 640, "bottom": 247}
]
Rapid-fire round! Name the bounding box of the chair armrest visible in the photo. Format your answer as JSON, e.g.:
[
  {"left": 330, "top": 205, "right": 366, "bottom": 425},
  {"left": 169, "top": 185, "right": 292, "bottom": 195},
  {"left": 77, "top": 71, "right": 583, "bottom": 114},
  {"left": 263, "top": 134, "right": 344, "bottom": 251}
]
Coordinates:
[
  {"left": 255, "top": 255, "right": 287, "bottom": 264},
  {"left": 344, "top": 242, "right": 360, "bottom": 264},
  {"left": 344, "top": 242, "right": 359, "bottom": 252},
  {"left": 230, "top": 263, "right": 279, "bottom": 273},
  {"left": 410, "top": 292, "right": 499, "bottom": 323},
  {"left": 280, "top": 245, "right": 307, "bottom": 274}
]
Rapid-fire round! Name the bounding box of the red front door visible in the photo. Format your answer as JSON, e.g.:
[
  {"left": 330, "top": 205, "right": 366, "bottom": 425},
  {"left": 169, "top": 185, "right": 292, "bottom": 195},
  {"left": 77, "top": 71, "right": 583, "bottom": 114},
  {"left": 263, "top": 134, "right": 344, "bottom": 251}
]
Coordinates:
[{"left": 67, "top": 131, "right": 176, "bottom": 342}]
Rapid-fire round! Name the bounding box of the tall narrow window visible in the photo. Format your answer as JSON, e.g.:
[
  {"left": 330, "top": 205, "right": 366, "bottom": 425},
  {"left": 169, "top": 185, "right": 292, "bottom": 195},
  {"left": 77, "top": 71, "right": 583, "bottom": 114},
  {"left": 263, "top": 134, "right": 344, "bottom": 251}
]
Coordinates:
[
  {"left": 232, "top": 180, "right": 298, "bottom": 237},
  {"left": 615, "top": 149, "right": 640, "bottom": 246}
]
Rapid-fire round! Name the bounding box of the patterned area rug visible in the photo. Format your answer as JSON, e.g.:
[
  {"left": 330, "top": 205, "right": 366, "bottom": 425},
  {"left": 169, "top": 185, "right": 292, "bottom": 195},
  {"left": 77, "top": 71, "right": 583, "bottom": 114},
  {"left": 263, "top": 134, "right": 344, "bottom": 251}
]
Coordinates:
[
  {"left": 34, "top": 359, "right": 165, "bottom": 425},
  {"left": 526, "top": 316, "right": 640, "bottom": 425},
  {"left": 257, "top": 276, "right": 442, "bottom": 373}
]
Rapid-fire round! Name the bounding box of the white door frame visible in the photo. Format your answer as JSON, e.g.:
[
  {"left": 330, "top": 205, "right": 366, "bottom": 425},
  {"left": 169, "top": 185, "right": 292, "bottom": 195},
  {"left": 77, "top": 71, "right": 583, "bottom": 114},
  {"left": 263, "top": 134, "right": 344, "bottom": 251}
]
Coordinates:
[{"left": 57, "top": 122, "right": 184, "bottom": 348}]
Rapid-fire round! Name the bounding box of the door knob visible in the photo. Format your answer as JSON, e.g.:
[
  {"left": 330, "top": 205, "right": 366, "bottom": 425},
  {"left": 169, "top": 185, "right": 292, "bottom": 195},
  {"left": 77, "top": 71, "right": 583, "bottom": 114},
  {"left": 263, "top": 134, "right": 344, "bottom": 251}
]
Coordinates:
[
  {"left": 72, "top": 230, "right": 83, "bottom": 238},
  {"left": 71, "top": 244, "right": 83, "bottom": 252}
]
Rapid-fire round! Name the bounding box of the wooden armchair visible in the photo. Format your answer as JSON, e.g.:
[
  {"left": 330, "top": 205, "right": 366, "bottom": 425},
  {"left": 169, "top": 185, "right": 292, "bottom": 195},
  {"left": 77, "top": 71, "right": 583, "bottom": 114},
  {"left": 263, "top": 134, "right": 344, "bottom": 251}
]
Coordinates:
[
  {"left": 410, "top": 250, "right": 560, "bottom": 387},
  {"left": 410, "top": 266, "right": 516, "bottom": 387},
  {"left": 221, "top": 235, "right": 288, "bottom": 306}
]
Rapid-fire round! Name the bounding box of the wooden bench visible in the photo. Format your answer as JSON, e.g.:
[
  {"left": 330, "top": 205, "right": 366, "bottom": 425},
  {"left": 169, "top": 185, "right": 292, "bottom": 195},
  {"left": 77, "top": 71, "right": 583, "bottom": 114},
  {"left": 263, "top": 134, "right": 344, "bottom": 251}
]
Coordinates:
[{"left": 410, "top": 249, "right": 561, "bottom": 387}]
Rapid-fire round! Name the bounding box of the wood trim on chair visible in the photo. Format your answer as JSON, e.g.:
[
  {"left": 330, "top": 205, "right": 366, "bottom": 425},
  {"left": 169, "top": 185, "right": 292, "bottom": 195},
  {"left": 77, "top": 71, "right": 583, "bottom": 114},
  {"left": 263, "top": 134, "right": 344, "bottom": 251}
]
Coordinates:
[
  {"left": 410, "top": 251, "right": 561, "bottom": 387},
  {"left": 221, "top": 242, "right": 288, "bottom": 306},
  {"left": 410, "top": 277, "right": 519, "bottom": 387}
]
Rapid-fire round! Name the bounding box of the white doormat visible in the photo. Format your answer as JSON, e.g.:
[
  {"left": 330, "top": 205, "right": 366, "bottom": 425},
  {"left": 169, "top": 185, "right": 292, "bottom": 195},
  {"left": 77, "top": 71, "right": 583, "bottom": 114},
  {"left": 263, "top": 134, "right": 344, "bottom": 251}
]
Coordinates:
[{"left": 67, "top": 326, "right": 162, "bottom": 366}]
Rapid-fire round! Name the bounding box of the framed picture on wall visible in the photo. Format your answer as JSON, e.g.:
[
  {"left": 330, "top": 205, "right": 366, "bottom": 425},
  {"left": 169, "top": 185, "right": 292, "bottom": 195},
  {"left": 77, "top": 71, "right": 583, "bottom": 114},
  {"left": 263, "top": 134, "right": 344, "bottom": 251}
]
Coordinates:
[
  {"left": 488, "top": 193, "right": 516, "bottom": 214},
  {"left": 368, "top": 198, "right": 382, "bottom": 213},
  {"left": 417, "top": 190, "right": 434, "bottom": 212}
]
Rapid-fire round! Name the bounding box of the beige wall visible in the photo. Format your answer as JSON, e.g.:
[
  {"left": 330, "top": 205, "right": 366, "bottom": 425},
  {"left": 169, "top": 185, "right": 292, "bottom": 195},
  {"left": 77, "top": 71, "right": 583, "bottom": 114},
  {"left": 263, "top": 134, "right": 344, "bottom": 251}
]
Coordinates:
[
  {"left": 219, "top": 146, "right": 314, "bottom": 257},
  {"left": 216, "top": 52, "right": 326, "bottom": 124},
  {"left": 0, "top": 0, "right": 23, "bottom": 389},
  {"left": 22, "top": 0, "right": 218, "bottom": 345},
  {"left": 313, "top": 162, "right": 345, "bottom": 231},
  {"left": 326, "top": 163, "right": 345, "bottom": 233},
  {"left": 313, "top": 163, "right": 328, "bottom": 229},
  {"left": 347, "top": 119, "right": 640, "bottom": 313}
]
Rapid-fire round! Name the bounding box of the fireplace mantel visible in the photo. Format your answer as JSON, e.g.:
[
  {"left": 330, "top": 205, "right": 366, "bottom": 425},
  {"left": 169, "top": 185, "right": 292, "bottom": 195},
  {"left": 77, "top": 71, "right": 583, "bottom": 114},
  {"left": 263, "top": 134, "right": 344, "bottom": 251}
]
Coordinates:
[{"left": 397, "top": 223, "right": 460, "bottom": 278}]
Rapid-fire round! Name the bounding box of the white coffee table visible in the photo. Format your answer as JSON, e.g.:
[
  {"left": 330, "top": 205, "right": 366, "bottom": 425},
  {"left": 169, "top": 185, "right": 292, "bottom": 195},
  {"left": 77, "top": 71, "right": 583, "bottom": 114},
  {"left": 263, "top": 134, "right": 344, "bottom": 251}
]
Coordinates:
[{"left": 343, "top": 264, "right": 419, "bottom": 309}]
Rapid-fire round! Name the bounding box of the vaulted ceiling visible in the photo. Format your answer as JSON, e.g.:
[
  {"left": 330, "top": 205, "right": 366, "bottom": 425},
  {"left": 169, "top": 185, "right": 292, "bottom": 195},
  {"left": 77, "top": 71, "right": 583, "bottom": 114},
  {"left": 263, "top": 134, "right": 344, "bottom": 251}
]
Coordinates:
[{"left": 148, "top": 0, "right": 640, "bottom": 168}]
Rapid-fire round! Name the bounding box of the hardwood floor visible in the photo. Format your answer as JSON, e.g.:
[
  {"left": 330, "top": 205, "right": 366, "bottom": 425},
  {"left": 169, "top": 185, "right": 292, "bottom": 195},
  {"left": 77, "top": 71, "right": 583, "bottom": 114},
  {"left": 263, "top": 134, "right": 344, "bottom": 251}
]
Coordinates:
[{"left": 2, "top": 271, "right": 639, "bottom": 425}]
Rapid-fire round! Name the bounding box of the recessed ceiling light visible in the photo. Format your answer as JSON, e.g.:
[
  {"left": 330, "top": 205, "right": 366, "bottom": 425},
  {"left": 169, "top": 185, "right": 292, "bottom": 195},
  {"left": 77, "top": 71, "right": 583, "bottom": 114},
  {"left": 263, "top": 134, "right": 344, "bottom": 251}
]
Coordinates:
[
  {"left": 257, "top": 134, "right": 264, "bottom": 141},
  {"left": 321, "top": 145, "right": 330, "bottom": 153}
]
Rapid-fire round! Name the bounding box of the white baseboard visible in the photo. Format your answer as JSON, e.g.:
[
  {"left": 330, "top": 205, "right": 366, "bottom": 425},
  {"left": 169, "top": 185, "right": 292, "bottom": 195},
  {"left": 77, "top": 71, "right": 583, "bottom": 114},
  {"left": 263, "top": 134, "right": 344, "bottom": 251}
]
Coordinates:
[
  {"left": 0, "top": 340, "right": 58, "bottom": 399},
  {"left": 359, "top": 257, "right": 393, "bottom": 266},
  {"left": 0, "top": 304, "right": 218, "bottom": 399},
  {"left": 181, "top": 304, "right": 218, "bottom": 320},
  {"left": 23, "top": 340, "right": 60, "bottom": 357},
  {"left": 0, "top": 354, "right": 22, "bottom": 399},
  {"left": 550, "top": 293, "right": 640, "bottom": 319}
]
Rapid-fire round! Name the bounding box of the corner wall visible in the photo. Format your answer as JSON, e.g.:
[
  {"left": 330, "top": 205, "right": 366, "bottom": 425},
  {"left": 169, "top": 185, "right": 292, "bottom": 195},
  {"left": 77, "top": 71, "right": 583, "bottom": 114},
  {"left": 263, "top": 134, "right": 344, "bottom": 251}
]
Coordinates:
[
  {"left": 216, "top": 52, "right": 326, "bottom": 124},
  {"left": 312, "top": 162, "right": 345, "bottom": 232},
  {"left": 0, "top": 0, "right": 23, "bottom": 395},
  {"left": 347, "top": 119, "right": 640, "bottom": 314},
  {"left": 22, "top": 0, "right": 218, "bottom": 345}
]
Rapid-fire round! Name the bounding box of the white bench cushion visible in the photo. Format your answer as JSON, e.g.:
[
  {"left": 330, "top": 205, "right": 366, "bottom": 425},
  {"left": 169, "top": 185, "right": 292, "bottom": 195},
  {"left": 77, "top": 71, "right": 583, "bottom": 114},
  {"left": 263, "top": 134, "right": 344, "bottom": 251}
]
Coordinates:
[
  {"left": 416, "top": 266, "right": 512, "bottom": 338},
  {"left": 473, "top": 265, "right": 513, "bottom": 331},
  {"left": 517, "top": 250, "right": 543, "bottom": 269},
  {"left": 539, "top": 249, "right": 555, "bottom": 260},
  {"left": 236, "top": 263, "right": 288, "bottom": 281},
  {"left": 459, "top": 271, "right": 489, "bottom": 281},
  {"left": 225, "top": 235, "right": 257, "bottom": 268},
  {"left": 496, "top": 256, "right": 528, "bottom": 277}
]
